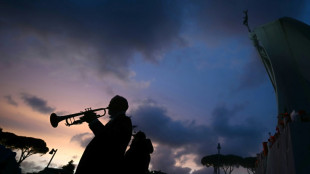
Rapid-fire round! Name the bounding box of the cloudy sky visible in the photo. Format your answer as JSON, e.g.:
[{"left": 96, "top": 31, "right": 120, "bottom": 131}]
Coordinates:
[{"left": 1, "top": 0, "right": 309, "bottom": 173}]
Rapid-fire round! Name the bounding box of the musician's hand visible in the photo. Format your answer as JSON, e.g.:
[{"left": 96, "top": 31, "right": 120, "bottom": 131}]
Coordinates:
[{"left": 81, "top": 112, "right": 97, "bottom": 123}]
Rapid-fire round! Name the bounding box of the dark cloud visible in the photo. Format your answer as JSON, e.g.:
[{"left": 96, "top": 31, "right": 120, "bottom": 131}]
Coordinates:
[
  {"left": 4, "top": 95, "right": 18, "bottom": 106},
  {"left": 131, "top": 99, "right": 215, "bottom": 148},
  {"left": 21, "top": 93, "right": 55, "bottom": 114},
  {"left": 129, "top": 99, "right": 266, "bottom": 173},
  {"left": 0, "top": 0, "right": 186, "bottom": 80},
  {"left": 210, "top": 103, "right": 265, "bottom": 155},
  {"left": 0, "top": 0, "right": 306, "bottom": 82},
  {"left": 235, "top": 52, "right": 268, "bottom": 91},
  {"left": 151, "top": 145, "right": 192, "bottom": 174},
  {"left": 192, "top": 0, "right": 307, "bottom": 37}
]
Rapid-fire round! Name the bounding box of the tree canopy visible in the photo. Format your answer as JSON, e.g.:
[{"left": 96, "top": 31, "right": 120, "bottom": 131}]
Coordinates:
[
  {"left": 220, "top": 154, "right": 243, "bottom": 174},
  {"left": 241, "top": 157, "right": 257, "bottom": 174},
  {"left": 201, "top": 154, "right": 256, "bottom": 174},
  {"left": 0, "top": 128, "right": 49, "bottom": 165},
  {"left": 201, "top": 154, "right": 223, "bottom": 167}
]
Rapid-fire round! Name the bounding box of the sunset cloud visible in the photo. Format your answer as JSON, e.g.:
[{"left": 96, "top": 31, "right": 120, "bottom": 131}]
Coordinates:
[
  {"left": 70, "top": 132, "right": 93, "bottom": 148},
  {"left": 4, "top": 95, "right": 18, "bottom": 106}
]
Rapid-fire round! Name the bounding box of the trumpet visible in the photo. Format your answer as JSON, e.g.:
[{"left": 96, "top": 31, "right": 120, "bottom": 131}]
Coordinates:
[{"left": 50, "top": 108, "right": 107, "bottom": 128}]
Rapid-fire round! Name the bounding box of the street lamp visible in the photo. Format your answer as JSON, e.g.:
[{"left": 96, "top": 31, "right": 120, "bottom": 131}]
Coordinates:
[{"left": 46, "top": 148, "right": 57, "bottom": 168}]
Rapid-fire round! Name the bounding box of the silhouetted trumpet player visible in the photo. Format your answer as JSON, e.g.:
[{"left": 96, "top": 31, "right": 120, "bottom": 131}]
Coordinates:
[
  {"left": 51, "top": 95, "right": 132, "bottom": 174},
  {"left": 77, "top": 95, "right": 132, "bottom": 174}
]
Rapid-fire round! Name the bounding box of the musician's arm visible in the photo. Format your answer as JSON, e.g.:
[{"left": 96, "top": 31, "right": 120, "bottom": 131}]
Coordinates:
[{"left": 88, "top": 119, "right": 105, "bottom": 136}]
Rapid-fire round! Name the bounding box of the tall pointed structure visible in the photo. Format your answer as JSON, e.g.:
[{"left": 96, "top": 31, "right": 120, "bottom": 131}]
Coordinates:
[{"left": 250, "top": 17, "right": 310, "bottom": 114}]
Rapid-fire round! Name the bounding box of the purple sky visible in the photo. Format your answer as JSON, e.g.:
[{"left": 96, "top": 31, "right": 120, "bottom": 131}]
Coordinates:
[{"left": 1, "top": 0, "right": 309, "bottom": 173}]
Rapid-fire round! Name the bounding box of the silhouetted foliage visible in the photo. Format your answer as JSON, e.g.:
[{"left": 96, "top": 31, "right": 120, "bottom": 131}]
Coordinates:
[
  {"left": 221, "top": 154, "right": 243, "bottom": 174},
  {"left": 201, "top": 154, "right": 223, "bottom": 174},
  {"left": 62, "top": 160, "right": 76, "bottom": 174},
  {"left": 240, "top": 157, "right": 256, "bottom": 174},
  {"left": 201, "top": 154, "right": 223, "bottom": 167},
  {"left": 0, "top": 129, "right": 49, "bottom": 165},
  {"left": 148, "top": 170, "right": 167, "bottom": 174},
  {"left": 201, "top": 154, "right": 243, "bottom": 174}
]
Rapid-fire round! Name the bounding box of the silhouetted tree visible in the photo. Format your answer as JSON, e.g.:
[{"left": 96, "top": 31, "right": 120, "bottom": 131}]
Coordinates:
[
  {"left": 201, "top": 154, "right": 243, "bottom": 174},
  {"left": 221, "top": 154, "right": 243, "bottom": 174},
  {"left": 0, "top": 129, "right": 49, "bottom": 165},
  {"left": 241, "top": 157, "right": 256, "bottom": 174},
  {"left": 62, "top": 160, "right": 76, "bottom": 174},
  {"left": 201, "top": 154, "right": 223, "bottom": 172}
]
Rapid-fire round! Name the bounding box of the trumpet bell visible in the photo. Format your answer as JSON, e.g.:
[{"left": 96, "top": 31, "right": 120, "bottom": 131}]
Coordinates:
[{"left": 50, "top": 113, "right": 59, "bottom": 128}]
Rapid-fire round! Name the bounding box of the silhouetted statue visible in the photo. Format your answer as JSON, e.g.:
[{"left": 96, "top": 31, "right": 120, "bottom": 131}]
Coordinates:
[
  {"left": 75, "top": 95, "right": 132, "bottom": 174},
  {"left": 124, "top": 131, "right": 154, "bottom": 174},
  {"left": 243, "top": 10, "right": 251, "bottom": 32}
]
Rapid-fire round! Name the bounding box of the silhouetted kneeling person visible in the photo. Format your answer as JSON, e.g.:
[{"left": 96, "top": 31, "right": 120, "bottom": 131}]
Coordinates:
[
  {"left": 75, "top": 95, "right": 132, "bottom": 174},
  {"left": 124, "top": 131, "right": 154, "bottom": 174}
]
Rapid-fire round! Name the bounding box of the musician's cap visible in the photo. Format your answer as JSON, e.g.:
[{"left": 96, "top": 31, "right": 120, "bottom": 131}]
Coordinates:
[{"left": 109, "top": 95, "right": 128, "bottom": 112}]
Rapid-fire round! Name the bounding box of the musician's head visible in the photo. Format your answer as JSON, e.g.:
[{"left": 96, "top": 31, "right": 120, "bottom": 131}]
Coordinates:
[
  {"left": 108, "top": 95, "right": 128, "bottom": 115},
  {"left": 134, "top": 131, "right": 146, "bottom": 140}
]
